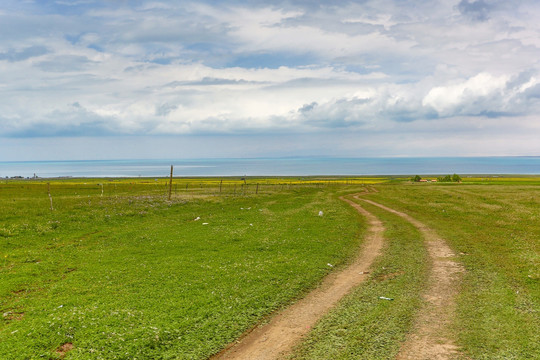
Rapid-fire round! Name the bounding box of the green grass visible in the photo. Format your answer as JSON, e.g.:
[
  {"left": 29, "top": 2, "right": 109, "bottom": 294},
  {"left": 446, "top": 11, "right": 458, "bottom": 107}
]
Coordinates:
[
  {"left": 2, "top": 177, "right": 539, "bottom": 359},
  {"left": 363, "top": 181, "right": 540, "bottom": 359},
  {"left": 289, "top": 194, "right": 429, "bottom": 359},
  {"left": 1, "top": 182, "right": 363, "bottom": 359}
]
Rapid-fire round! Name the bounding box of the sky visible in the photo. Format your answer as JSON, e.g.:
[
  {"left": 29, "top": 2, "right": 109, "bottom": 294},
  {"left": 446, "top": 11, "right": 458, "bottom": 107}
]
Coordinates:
[{"left": 1, "top": 0, "right": 539, "bottom": 160}]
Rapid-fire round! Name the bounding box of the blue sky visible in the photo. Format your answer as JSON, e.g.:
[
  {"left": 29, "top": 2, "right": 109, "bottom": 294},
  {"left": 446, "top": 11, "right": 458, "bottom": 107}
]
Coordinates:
[{"left": 1, "top": 0, "right": 539, "bottom": 160}]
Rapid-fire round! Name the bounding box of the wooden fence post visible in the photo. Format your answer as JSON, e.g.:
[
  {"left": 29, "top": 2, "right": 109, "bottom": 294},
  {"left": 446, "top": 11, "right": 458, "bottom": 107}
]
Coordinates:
[
  {"left": 47, "top": 183, "right": 54, "bottom": 211},
  {"left": 168, "top": 165, "right": 173, "bottom": 200}
]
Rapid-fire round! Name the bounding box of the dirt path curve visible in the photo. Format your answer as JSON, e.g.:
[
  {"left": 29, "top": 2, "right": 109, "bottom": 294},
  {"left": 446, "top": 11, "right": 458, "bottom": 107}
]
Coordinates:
[
  {"left": 212, "top": 195, "right": 384, "bottom": 360},
  {"left": 358, "top": 197, "right": 464, "bottom": 360}
]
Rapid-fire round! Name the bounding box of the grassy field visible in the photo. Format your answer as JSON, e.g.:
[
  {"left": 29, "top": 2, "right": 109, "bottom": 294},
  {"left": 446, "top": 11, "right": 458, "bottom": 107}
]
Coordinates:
[
  {"left": 289, "top": 195, "right": 429, "bottom": 359},
  {"left": 1, "top": 176, "right": 539, "bottom": 359},
  {"left": 361, "top": 179, "right": 540, "bottom": 359},
  {"left": 1, "top": 178, "right": 369, "bottom": 359}
]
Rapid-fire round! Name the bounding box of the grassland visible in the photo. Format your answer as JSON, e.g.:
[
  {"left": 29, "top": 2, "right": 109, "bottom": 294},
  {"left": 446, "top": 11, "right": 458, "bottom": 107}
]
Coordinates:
[
  {"left": 1, "top": 176, "right": 539, "bottom": 359},
  {"left": 1, "top": 178, "right": 371, "bottom": 359},
  {"left": 360, "top": 180, "right": 540, "bottom": 359},
  {"left": 289, "top": 179, "right": 539, "bottom": 359},
  {"left": 289, "top": 196, "right": 429, "bottom": 359}
]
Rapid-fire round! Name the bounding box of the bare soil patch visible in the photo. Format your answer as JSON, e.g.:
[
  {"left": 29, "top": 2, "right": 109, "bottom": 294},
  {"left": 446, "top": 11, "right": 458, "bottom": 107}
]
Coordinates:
[
  {"left": 2, "top": 311, "right": 25, "bottom": 321},
  {"left": 55, "top": 342, "right": 73, "bottom": 358},
  {"left": 212, "top": 195, "right": 385, "bottom": 360},
  {"left": 360, "top": 197, "right": 464, "bottom": 360}
]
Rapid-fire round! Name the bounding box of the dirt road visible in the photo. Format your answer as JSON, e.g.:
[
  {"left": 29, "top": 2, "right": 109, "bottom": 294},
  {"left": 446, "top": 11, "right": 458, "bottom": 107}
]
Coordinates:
[
  {"left": 359, "top": 197, "right": 464, "bottom": 360},
  {"left": 212, "top": 196, "right": 384, "bottom": 360},
  {"left": 213, "top": 193, "right": 464, "bottom": 360}
]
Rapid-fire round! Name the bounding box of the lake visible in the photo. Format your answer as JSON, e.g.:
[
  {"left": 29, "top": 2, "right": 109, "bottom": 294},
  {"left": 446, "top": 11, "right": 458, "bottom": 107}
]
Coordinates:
[{"left": 1, "top": 157, "right": 539, "bottom": 178}]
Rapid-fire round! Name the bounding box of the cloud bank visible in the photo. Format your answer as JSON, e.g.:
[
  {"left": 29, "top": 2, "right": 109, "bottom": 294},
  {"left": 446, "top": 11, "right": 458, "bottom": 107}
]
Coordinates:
[{"left": 0, "top": 0, "right": 539, "bottom": 157}]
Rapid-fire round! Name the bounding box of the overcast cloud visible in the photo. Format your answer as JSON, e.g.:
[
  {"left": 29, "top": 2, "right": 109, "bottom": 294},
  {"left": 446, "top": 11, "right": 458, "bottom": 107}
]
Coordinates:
[{"left": 1, "top": 0, "right": 539, "bottom": 159}]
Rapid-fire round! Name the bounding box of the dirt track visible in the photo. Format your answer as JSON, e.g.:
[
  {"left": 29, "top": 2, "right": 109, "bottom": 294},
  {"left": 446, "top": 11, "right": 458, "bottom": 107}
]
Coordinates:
[
  {"left": 213, "top": 192, "right": 463, "bottom": 360},
  {"left": 212, "top": 195, "right": 384, "bottom": 360},
  {"left": 360, "top": 197, "right": 464, "bottom": 360}
]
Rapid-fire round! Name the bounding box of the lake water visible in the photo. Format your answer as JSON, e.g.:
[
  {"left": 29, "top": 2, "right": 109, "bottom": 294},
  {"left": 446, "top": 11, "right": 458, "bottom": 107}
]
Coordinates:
[{"left": 1, "top": 157, "right": 539, "bottom": 178}]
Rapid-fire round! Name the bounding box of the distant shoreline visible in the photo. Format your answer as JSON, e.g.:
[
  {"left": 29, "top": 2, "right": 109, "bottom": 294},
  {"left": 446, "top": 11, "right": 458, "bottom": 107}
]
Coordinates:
[
  {"left": 3, "top": 174, "right": 540, "bottom": 181},
  {"left": 2, "top": 157, "right": 540, "bottom": 178}
]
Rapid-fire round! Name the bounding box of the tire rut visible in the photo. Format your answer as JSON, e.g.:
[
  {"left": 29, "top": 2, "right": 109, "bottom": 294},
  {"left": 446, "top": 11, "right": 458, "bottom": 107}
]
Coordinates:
[
  {"left": 211, "top": 195, "right": 385, "bottom": 360},
  {"left": 358, "top": 197, "right": 464, "bottom": 360}
]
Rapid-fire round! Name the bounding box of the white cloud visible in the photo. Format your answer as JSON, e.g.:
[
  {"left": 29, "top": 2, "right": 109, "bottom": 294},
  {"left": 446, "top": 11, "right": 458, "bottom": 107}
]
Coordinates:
[
  {"left": 1, "top": 0, "right": 540, "bottom": 157},
  {"left": 422, "top": 71, "right": 540, "bottom": 118},
  {"left": 422, "top": 73, "right": 508, "bottom": 115}
]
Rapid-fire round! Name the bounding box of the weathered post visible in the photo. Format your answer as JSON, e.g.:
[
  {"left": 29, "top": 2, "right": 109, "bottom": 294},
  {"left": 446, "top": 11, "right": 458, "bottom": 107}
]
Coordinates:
[
  {"left": 168, "top": 165, "right": 173, "bottom": 200},
  {"left": 256, "top": 183, "right": 259, "bottom": 194},
  {"left": 47, "top": 183, "right": 54, "bottom": 211},
  {"left": 220, "top": 180, "right": 223, "bottom": 194}
]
